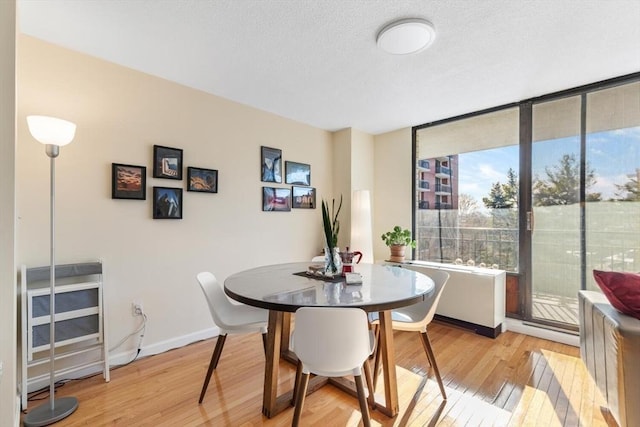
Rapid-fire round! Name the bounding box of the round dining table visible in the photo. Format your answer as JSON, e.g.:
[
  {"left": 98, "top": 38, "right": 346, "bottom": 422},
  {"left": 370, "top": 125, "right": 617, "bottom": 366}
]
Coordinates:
[{"left": 224, "top": 262, "right": 434, "bottom": 418}]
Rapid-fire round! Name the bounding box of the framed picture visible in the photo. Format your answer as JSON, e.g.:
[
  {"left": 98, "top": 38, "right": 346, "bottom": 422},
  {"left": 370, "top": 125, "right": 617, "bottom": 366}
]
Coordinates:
[
  {"left": 112, "top": 163, "right": 146, "bottom": 200},
  {"left": 261, "top": 146, "right": 282, "bottom": 183},
  {"left": 262, "top": 187, "right": 291, "bottom": 212},
  {"left": 187, "top": 167, "right": 218, "bottom": 193},
  {"left": 292, "top": 186, "right": 316, "bottom": 209},
  {"left": 153, "top": 145, "right": 183, "bottom": 180},
  {"left": 153, "top": 187, "right": 183, "bottom": 219},
  {"left": 285, "top": 161, "right": 311, "bottom": 186}
]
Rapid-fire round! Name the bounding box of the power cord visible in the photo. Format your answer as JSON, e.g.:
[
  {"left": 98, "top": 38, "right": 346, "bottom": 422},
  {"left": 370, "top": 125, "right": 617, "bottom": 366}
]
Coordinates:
[
  {"left": 110, "top": 312, "right": 147, "bottom": 367},
  {"left": 110, "top": 312, "right": 147, "bottom": 353},
  {"left": 26, "top": 311, "right": 148, "bottom": 404}
]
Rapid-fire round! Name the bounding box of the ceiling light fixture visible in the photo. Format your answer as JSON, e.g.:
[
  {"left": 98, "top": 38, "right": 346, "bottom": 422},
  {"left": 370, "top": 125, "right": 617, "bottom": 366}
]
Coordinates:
[{"left": 376, "top": 18, "right": 436, "bottom": 55}]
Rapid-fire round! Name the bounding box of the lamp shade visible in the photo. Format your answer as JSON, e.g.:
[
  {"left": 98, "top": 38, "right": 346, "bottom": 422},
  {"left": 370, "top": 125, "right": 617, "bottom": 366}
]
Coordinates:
[
  {"left": 351, "top": 190, "right": 374, "bottom": 264},
  {"left": 27, "top": 115, "right": 76, "bottom": 146}
]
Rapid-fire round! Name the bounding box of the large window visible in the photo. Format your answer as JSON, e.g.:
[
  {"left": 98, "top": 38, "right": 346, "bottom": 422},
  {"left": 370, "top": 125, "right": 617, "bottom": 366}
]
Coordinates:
[
  {"left": 415, "top": 107, "right": 520, "bottom": 271},
  {"left": 531, "top": 96, "right": 582, "bottom": 322},
  {"left": 414, "top": 76, "right": 640, "bottom": 329},
  {"left": 585, "top": 83, "right": 640, "bottom": 282}
]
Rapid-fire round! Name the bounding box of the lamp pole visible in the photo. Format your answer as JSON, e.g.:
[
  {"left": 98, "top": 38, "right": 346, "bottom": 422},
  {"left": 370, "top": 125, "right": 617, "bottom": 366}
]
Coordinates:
[
  {"left": 24, "top": 116, "right": 78, "bottom": 427},
  {"left": 47, "top": 144, "right": 58, "bottom": 413}
]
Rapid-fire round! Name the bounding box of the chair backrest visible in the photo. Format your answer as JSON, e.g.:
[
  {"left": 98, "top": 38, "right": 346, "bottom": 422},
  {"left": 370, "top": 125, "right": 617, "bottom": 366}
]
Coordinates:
[
  {"left": 398, "top": 268, "right": 450, "bottom": 329},
  {"left": 196, "top": 271, "right": 239, "bottom": 330},
  {"left": 292, "top": 307, "right": 371, "bottom": 376}
]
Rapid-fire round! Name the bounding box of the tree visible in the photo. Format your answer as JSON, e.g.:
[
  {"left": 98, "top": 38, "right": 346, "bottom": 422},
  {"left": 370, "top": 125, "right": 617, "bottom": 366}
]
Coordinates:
[
  {"left": 457, "top": 193, "right": 485, "bottom": 227},
  {"left": 503, "top": 168, "right": 519, "bottom": 208},
  {"left": 533, "top": 154, "right": 600, "bottom": 206},
  {"left": 614, "top": 169, "right": 640, "bottom": 201},
  {"left": 483, "top": 182, "right": 507, "bottom": 208},
  {"left": 458, "top": 193, "right": 481, "bottom": 217},
  {"left": 482, "top": 168, "right": 518, "bottom": 209}
]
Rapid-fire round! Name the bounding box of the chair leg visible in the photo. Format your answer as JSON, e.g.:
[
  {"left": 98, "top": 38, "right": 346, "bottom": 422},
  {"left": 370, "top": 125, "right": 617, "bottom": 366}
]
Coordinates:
[
  {"left": 372, "top": 331, "right": 382, "bottom": 389},
  {"left": 420, "top": 331, "right": 447, "bottom": 399},
  {"left": 292, "top": 372, "right": 310, "bottom": 427},
  {"left": 363, "top": 360, "right": 376, "bottom": 409},
  {"left": 261, "top": 332, "right": 267, "bottom": 354},
  {"left": 291, "top": 361, "right": 303, "bottom": 406},
  {"left": 354, "top": 374, "right": 372, "bottom": 427},
  {"left": 198, "top": 334, "right": 227, "bottom": 404},
  {"left": 368, "top": 323, "right": 379, "bottom": 359}
]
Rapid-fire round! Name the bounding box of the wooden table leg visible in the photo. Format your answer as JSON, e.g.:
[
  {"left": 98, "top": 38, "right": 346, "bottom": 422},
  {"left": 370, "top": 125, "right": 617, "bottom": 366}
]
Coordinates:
[
  {"left": 377, "top": 310, "right": 399, "bottom": 417},
  {"left": 263, "top": 310, "right": 283, "bottom": 418},
  {"left": 281, "top": 312, "right": 291, "bottom": 356},
  {"left": 263, "top": 309, "right": 400, "bottom": 418},
  {"left": 263, "top": 311, "right": 304, "bottom": 418}
]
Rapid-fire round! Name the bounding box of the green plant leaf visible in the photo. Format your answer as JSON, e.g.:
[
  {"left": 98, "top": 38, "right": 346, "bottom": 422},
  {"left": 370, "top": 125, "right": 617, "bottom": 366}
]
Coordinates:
[{"left": 322, "top": 195, "right": 343, "bottom": 249}]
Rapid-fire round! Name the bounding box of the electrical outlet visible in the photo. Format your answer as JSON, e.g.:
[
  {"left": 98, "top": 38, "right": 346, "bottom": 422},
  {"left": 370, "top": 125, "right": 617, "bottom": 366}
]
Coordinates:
[{"left": 132, "top": 301, "right": 144, "bottom": 316}]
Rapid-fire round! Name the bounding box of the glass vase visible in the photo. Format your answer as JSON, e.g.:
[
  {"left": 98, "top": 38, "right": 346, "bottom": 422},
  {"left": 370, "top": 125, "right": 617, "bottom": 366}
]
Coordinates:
[{"left": 324, "top": 246, "right": 342, "bottom": 276}]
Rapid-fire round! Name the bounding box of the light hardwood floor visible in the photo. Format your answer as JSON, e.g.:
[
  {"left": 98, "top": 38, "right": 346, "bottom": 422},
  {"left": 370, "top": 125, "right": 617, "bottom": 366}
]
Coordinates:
[{"left": 22, "top": 321, "right": 616, "bottom": 426}]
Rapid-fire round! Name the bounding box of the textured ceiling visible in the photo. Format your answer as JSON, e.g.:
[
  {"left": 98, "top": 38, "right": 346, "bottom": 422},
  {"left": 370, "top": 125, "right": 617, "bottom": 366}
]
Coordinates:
[{"left": 18, "top": 0, "right": 640, "bottom": 135}]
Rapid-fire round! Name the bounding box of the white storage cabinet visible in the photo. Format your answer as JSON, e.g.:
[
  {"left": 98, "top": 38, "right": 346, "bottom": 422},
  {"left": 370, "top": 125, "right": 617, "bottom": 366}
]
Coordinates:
[{"left": 19, "top": 262, "right": 109, "bottom": 409}]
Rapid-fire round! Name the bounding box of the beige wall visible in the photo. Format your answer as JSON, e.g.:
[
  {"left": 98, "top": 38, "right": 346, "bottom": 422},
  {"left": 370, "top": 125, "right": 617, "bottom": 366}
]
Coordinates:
[
  {"left": 16, "top": 36, "right": 333, "bottom": 363},
  {"left": 373, "top": 127, "right": 413, "bottom": 261},
  {"left": 0, "top": 1, "right": 17, "bottom": 422},
  {"left": 329, "top": 127, "right": 376, "bottom": 254},
  {"left": 328, "top": 126, "right": 413, "bottom": 261},
  {"left": 331, "top": 128, "right": 352, "bottom": 249},
  {"left": 350, "top": 128, "right": 375, "bottom": 193},
  {"left": 13, "top": 35, "right": 416, "bottom": 393},
  {"left": 349, "top": 128, "right": 375, "bottom": 259},
  {"left": 0, "top": 1, "right": 17, "bottom": 423}
]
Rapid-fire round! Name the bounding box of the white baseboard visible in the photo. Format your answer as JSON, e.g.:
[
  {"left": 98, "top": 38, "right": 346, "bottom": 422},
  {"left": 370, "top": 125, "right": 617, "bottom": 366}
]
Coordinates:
[
  {"left": 25, "top": 327, "right": 220, "bottom": 393},
  {"left": 505, "top": 318, "right": 579, "bottom": 347},
  {"left": 109, "top": 326, "right": 219, "bottom": 366}
]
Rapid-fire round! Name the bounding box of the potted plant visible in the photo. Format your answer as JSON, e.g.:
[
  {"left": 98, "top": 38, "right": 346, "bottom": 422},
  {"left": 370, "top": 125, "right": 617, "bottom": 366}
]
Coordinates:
[
  {"left": 381, "top": 225, "right": 416, "bottom": 262},
  {"left": 321, "top": 195, "right": 343, "bottom": 275}
]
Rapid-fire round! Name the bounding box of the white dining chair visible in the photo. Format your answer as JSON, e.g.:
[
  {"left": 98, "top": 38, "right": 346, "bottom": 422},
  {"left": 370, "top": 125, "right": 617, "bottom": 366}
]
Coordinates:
[
  {"left": 291, "top": 307, "right": 375, "bottom": 427},
  {"left": 369, "top": 269, "right": 450, "bottom": 399},
  {"left": 196, "top": 271, "right": 268, "bottom": 404}
]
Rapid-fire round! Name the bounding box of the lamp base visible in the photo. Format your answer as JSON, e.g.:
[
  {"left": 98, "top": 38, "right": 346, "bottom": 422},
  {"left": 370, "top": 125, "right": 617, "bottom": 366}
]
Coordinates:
[{"left": 23, "top": 396, "right": 78, "bottom": 427}]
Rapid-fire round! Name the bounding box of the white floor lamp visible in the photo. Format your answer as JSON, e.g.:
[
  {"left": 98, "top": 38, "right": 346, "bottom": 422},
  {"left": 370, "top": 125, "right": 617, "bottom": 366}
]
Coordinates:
[{"left": 24, "top": 115, "right": 78, "bottom": 427}]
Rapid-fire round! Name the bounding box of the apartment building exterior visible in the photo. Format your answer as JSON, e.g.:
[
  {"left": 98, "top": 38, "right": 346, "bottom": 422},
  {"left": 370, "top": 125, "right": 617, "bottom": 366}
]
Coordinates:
[{"left": 416, "top": 155, "right": 459, "bottom": 210}]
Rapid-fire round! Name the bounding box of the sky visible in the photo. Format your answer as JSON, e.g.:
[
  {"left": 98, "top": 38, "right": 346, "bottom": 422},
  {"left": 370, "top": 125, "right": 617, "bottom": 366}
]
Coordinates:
[{"left": 457, "top": 127, "right": 640, "bottom": 205}]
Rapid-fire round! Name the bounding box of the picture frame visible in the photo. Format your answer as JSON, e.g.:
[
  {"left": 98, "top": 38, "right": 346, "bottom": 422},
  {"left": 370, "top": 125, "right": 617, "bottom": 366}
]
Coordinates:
[
  {"left": 262, "top": 187, "right": 291, "bottom": 212},
  {"left": 153, "top": 187, "right": 183, "bottom": 219},
  {"left": 111, "top": 163, "right": 146, "bottom": 200},
  {"left": 187, "top": 167, "right": 218, "bottom": 193},
  {"left": 153, "top": 145, "right": 183, "bottom": 180},
  {"left": 261, "top": 146, "right": 282, "bottom": 183},
  {"left": 292, "top": 186, "right": 316, "bottom": 209},
  {"left": 285, "top": 161, "right": 311, "bottom": 186}
]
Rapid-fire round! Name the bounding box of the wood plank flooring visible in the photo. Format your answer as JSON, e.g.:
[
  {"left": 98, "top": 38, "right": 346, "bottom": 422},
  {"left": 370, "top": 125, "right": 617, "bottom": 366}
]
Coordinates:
[{"left": 21, "top": 321, "right": 617, "bottom": 426}]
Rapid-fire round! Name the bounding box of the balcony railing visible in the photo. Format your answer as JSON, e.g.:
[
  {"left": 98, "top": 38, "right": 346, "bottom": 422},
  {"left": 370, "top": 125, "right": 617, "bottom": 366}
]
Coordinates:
[
  {"left": 418, "top": 180, "right": 430, "bottom": 190},
  {"left": 435, "top": 184, "right": 451, "bottom": 193},
  {"left": 436, "top": 166, "right": 451, "bottom": 175},
  {"left": 418, "top": 200, "right": 429, "bottom": 209},
  {"left": 415, "top": 224, "right": 519, "bottom": 271},
  {"left": 417, "top": 160, "right": 430, "bottom": 169},
  {"left": 434, "top": 202, "right": 452, "bottom": 209}
]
